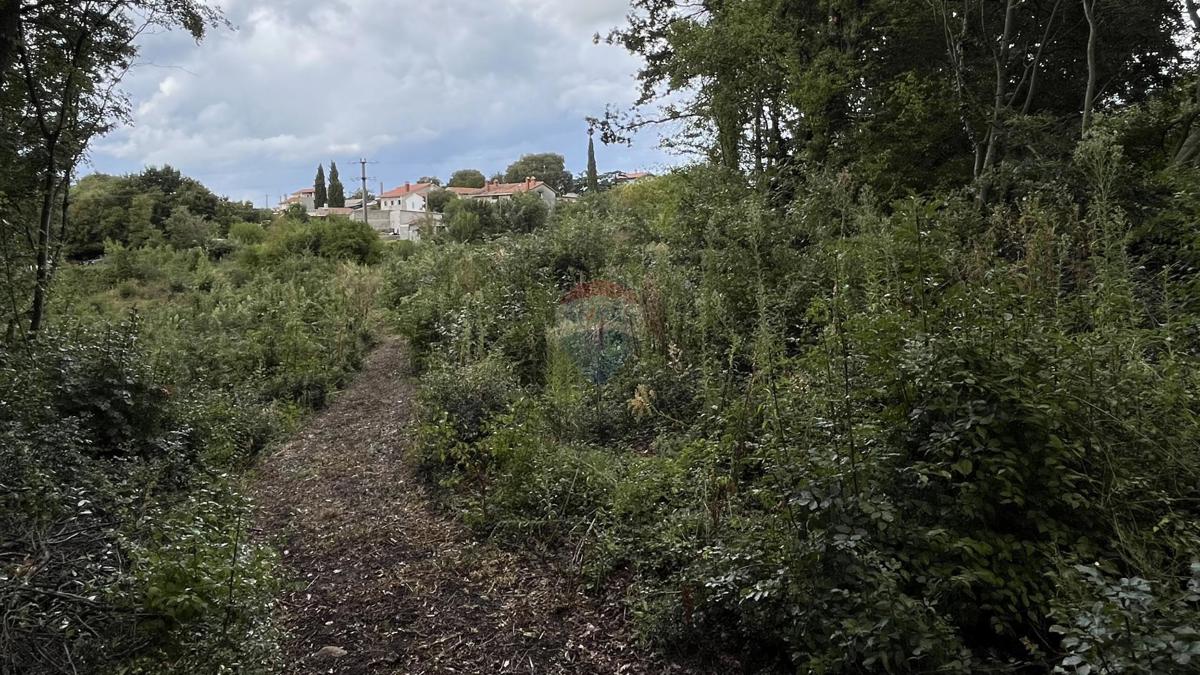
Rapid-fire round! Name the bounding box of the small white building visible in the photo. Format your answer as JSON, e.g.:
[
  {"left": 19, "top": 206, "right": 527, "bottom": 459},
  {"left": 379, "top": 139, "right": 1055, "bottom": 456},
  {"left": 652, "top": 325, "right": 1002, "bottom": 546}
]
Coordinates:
[
  {"left": 379, "top": 182, "right": 435, "bottom": 211},
  {"left": 375, "top": 182, "right": 443, "bottom": 240}
]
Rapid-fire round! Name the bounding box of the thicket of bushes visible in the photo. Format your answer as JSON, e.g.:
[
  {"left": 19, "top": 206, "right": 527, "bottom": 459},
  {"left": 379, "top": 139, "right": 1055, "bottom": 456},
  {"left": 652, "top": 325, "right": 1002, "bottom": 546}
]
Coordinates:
[
  {"left": 67, "top": 166, "right": 267, "bottom": 259},
  {"left": 441, "top": 192, "right": 550, "bottom": 242},
  {"left": 389, "top": 135, "right": 1200, "bottom": 670},
  {"left": 1, "top": 211, "right": 383, "bottom": 672}
]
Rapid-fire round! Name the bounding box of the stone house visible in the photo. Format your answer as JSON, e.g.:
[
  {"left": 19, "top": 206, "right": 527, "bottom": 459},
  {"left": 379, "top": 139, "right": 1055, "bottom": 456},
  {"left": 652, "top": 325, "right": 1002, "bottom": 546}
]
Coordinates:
[{"left": 467, "top": 178, "right": 557, "bottom": 208}]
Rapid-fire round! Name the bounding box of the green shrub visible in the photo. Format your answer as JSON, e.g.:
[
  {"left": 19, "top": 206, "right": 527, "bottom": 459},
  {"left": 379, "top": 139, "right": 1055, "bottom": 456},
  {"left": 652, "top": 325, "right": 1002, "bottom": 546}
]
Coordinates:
[
  {"left": 419, "top": 356, "right": 519, "bottom": 447},
  {"left": 1050, "top": 564, "right": 1200, "bottom": 674},
  {"left": 263, "top": 216, "right": 382, "bottom": 264},
  {"left": 228, "top": 220, "right": 266, "bottom": 245},
  {"left": 3, "top": 239, "right": 380, "bottom": 673},
  {"left": 164, "top": 207, "right": 215, "bottom": 250},
  {"left": 387, "top": 161, "right": 1200, "bottom": 672}
]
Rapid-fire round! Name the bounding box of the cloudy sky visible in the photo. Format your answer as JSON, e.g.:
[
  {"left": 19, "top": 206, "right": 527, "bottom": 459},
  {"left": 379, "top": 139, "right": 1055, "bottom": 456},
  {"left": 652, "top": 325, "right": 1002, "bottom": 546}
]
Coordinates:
[{"left": 87, "top": 0, "right": 677, "bottom": 206}]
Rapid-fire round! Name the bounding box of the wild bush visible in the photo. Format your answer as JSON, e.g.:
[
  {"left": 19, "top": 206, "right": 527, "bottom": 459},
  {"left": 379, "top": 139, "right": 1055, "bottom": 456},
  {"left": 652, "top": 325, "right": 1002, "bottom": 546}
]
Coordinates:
[
  {"left": 389, "top": 153, "right": 1200, "bottom": 672},
  {"left": 227, "top": 220, "right": 266, "bottom": 245},
  {"left": 263, "top": 215, "right": 382, "bottom": 265},
  {"left": 3, "top": 243, "right": 379, "bottom": 673}
]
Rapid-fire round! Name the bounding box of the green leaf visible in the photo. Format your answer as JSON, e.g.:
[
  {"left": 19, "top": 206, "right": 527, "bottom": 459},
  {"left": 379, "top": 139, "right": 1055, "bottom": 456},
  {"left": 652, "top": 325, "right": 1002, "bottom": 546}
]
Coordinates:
[{"left": 953, "top": 458, "right": 974, "bottom": 476}]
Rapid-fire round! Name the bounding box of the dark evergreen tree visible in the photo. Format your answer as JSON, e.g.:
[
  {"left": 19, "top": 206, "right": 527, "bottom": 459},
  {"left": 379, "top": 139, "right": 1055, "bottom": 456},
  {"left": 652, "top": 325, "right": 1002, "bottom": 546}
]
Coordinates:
[
  {"left": 314, "top": 164, "right": 327, "bottom": 208},
  {"left": 327, "top": 161, "right": 346, "bottom": 208},
  {"left": 586, "top": 129, "right": 599, "bottom": 193}
]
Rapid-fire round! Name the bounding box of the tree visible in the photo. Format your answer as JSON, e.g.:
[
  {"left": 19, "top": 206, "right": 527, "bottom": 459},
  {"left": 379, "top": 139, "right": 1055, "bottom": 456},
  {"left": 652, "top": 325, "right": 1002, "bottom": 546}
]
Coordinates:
[
  {"left": 65, "top": 166, "right": 226, "bottom": 257},
  {"left": 327, "top": 161, "right": 345, "bottom": 208},
  {"left": 597, "top": 0, "right": 1185, "bottom": 200},
  {"left": 1080, "top": 0, "right": 1099, "bottom": 138},
  {"left": 284, "top": 203, "right": 309, "bottom": 222},
  {"left": 311, "top": 216, "right": 382, "bottom": 265},
  {"left": 1175, "top": 0, "right": 1200, "bottom": 166},
  {"left": 314, "top": 164, "right": 327, "bottom": 208},
  {"left": 164, "top": 206, "right": 213, "bottom": 250},
  {"left": 448, "top": 169, "right": 486, "bottom": 189},
  {"left": 417, "top": 175, "right": 442, "bottom": 186},
  {"left": 498, "top": 192, "right": 548, "bottom": 233},
  {"left": 426, "top": 188, "right": 457, "bottom": 213},
  {"left": 444, "top": 197, "right": 502, "bottom": 240},
  {"left": 586, "top": 129, "right": 600, "bottom": 193},
  {"left": 0, "top": 0, "right": 224, "bottom": 335},
  {"left": 350, "top": 187, "right": 375, "bottom": 202},
  {"left": 446, "top": 209, "right": 481, "bottom": 243},
  {"left": 504, "top": 153, "right": 573, "bottom": 193}
]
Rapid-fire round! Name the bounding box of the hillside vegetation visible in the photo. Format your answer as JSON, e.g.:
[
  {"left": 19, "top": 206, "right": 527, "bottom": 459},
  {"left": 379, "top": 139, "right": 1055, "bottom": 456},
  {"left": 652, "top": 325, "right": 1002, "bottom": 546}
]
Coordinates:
[
  {"left": 3, "top": 0, "right": 1200, "bottom": 673},
  {"left": 1, "top": 206, "right": 382, "bottom": 672},
  {"left": 385, "top": 1, "right": 1200, "bottom": 671},
  {"left": 393, "top": 162, "right": 1200, "bottom": 673}
]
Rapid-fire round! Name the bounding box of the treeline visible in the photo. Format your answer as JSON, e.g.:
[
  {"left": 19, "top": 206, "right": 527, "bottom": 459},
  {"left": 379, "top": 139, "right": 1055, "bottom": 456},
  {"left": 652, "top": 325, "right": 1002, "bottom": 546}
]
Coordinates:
[
  {"left": 0, "top": 0, "right": 226, "bottom": 335},
  {"left": 69, "top": 166, "right": 267, "bottom": 258},
  {"left": 387, "top": 1, "right": 1200, "bottom": 672},
  {"left": 421, "top": 151, "right": 612, "bottom": 198},
  {"left": 599, "top": 0, "right": 1199, "bottom": 199}
]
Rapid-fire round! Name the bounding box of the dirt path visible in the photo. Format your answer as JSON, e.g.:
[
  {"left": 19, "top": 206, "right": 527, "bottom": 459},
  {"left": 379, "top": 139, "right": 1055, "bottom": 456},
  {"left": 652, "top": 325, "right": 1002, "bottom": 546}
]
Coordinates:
[{"left": 252, "top": 340, "right": 697, "bottom": 674}]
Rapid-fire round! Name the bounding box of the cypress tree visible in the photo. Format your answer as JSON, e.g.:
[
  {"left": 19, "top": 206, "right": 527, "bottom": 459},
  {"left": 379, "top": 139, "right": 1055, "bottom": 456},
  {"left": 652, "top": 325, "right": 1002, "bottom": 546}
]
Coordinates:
[
  {"left": 586, "top": 129, "right": 599, "bottom": 193},
  {"left": 314, "top": 164, "right": 327, "bottom": 208},
  {"left": 328, "top": 161, "right": 346, "bottom": 207}
]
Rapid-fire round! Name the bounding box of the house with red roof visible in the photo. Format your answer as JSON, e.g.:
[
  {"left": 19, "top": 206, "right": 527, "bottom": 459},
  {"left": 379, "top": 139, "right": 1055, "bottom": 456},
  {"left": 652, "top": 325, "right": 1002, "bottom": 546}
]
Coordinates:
[
  {"left": 379, "top": 181, "right": 437, "bottom": 212},
  {"left": 615, "top": 171, "right": 653, "bottom": 183},
  {"left": 373, "top": 180, "right": 447, "bottom": 241},
  {"left": 278, "top": 187, "right": 317, "bottom": 212},
  {"left": 467, "top": 177, "right": 557, "bottom": 208}
]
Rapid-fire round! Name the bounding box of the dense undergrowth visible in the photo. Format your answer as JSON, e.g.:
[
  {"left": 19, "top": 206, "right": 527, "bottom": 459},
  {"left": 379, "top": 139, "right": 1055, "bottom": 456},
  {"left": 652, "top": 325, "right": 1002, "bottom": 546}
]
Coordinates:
[
  {"left": 389, "top": 140, "right": 1200, "bottom": 672},
  {"left": 1, "top": 215, "right": 382, "bottom": 673}
]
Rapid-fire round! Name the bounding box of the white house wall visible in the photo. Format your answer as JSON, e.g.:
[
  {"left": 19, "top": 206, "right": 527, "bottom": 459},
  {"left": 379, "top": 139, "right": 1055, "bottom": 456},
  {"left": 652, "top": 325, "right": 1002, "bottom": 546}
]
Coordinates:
[{"left": 380, "top": 193, "right": 428, "bottom": 211}]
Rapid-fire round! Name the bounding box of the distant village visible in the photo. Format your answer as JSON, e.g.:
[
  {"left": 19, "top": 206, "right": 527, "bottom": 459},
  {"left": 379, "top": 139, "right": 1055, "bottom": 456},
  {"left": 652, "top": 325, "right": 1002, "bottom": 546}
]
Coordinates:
[{"left": 276, "top": 169, "right": 653, "bottom": 241}]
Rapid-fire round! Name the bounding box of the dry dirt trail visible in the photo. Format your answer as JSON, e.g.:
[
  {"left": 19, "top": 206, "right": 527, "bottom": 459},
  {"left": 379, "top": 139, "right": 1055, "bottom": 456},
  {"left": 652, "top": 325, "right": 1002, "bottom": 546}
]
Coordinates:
[{"left": 251, "top": 340, "right": 702, "bottom": 674}]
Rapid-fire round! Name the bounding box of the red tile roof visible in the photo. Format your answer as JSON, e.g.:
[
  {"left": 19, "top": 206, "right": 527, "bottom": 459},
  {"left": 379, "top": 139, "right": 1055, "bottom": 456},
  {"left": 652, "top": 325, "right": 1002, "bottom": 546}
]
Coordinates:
[
  {"left": 295, "top": 187, "right": 316, "bottom": 195},
  {"left": 471, "top": 179, "right": 553, "bottom": 198},
  {"left": 446, "top": 186, "right": 482, "bottom": 196},
  {"left": 380, "top": 182, "right": 435, "bottom": 199}
]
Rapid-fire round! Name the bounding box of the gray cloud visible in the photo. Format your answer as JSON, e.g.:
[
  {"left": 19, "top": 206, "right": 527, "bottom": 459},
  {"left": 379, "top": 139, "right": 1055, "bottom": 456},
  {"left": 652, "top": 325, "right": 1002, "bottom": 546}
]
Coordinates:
[{"left": 89, "top": 0, "right": 671, "bottom": 202}]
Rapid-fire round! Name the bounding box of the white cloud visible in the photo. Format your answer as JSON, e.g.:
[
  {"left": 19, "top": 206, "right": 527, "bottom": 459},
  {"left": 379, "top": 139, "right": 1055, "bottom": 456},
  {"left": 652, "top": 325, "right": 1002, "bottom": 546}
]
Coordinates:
[{"left": 89, "top": 0, "right": 668, "bottom": 201}]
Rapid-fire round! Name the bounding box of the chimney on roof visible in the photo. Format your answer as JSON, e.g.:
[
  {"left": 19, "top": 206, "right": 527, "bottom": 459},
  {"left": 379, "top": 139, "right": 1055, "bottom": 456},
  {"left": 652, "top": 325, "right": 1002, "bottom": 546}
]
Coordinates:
[{"left": 405, "top": 181, "right": 411, "bottom": 191}]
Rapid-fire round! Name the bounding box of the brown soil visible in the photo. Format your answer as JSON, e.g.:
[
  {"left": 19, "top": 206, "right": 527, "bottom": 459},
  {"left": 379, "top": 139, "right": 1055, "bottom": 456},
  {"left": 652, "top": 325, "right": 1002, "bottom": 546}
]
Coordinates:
[{"left": 251, "top": 340, "right": 708, "bottom": 674}]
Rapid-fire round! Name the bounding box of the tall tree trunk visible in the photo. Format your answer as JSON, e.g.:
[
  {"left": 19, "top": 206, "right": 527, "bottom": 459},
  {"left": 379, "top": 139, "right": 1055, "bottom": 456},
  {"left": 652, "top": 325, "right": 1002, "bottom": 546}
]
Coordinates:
[
  {"left": 1172, "top": 0, "right": 1200, "bottom": 166},
  {"left": 940, "top": 0, "right": 982, "bottom": 176},
  {"left": 0, "top": 0, "right": 19, "bottom": 96},
  {"left": 977, "top": 0, "right": 1018, "bottom": 205},
  {"left": 1022, "top": 0, "right": 1064, "bottom": 115},
  {"left": 714, "top": 87, "right": 742, "bottom": 172},
  {"left": 753, "top": 98, "right": 764, "bottom": 176},
  {"left": 1081, "top": 0, "right": 1099, "bottom": 136},
  {"left": 28, "top": 147, "right": 57, "bottom": 335}
]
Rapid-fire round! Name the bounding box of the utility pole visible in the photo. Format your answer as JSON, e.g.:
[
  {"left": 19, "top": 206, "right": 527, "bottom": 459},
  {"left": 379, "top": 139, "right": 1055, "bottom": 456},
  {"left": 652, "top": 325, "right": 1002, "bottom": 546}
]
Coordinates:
[{"left": 359, "top": 158, "right": 372, "bottom": 225}]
